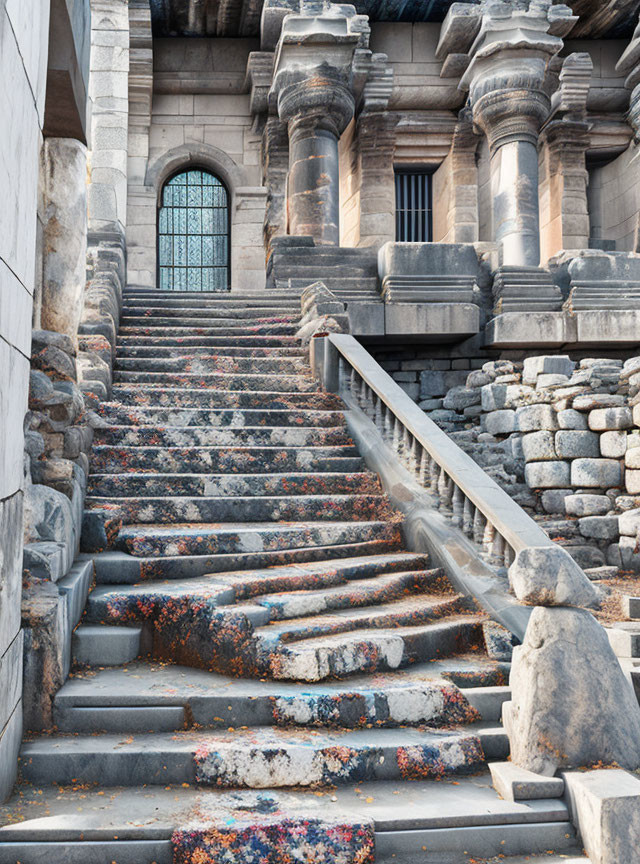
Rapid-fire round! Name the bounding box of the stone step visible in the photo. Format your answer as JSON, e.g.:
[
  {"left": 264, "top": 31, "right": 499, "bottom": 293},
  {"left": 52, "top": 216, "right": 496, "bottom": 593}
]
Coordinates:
[
  {"left": 87, "top": 471, "right": 381, "bottom": 498},
  {"left": 97, "top": 404, "right": 346, "bottom": 428},
  {"left": 109, "top": 386, "right": 344, "bottom": 410},
  {"left": 122, "top": 289, "right": 302, "bottom": 301},
  {"left": 116, "top": 344, "right": 307, "bottom": 357},
  {"left": 88, "top": 552, "right": 431, "bottom": 609},
  {"left": 53, "top": 657, "right": 508, "bottom": 733},
  {"left": 90, "top": 444, "right": 363, "bottom": 474},
  {"left": 18, "top": 726, "right": 490, "bottom": 788},
  {"left": 253, "top": 592, "right": 473, "bottom": 646},
  {"left": 111, "top": 370, "right": 316, "bottom": 391},
  {"left": 86, "top": 493, "right": 393, "bottom": 525},
  {"left": 93, "top": 425, "right": 351, "bottom": 448},
  {"left": 119, "top": 317, "right": 300, "bottom": 331},
  {"left": 92, "top": 539, "right": 408, "bottom": 584},
  {"left": 72, "top": 625, "right": 143, "bottom": 667},
  {"left": 114, "top": 520, "right": 402, "bottom": 559},
  {"left": 114, "top": 354, "right": 309, "bottom": 374},
  {"left": 259, "top": 616, "right": 486, "bottom": 681},
  {"left": 0, "top": 776, "right": 576, "bottom": 862},
  {"left": 120, "top": 305, "right": 300, "bottom": 319},
  {"left": 116, "top": 334, "right": 301, "bottom": 347}
]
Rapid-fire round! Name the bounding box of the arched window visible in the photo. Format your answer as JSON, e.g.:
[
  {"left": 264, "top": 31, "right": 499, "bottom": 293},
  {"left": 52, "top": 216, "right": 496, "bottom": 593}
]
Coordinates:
[{"left": 158, "top": 168, "right": 230, "bottom": 291}]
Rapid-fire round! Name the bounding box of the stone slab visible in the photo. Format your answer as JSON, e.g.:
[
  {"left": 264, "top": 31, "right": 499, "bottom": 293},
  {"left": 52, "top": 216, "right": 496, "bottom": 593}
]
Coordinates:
[
  {"left": 562, "top": 769, "right": 640, "bottom": 864},
  {"left": 489, "top": 761, "right": 564, "bottom": 802},
  {"left": 384, "top": 303, "right": 480, "bottom": 340}
]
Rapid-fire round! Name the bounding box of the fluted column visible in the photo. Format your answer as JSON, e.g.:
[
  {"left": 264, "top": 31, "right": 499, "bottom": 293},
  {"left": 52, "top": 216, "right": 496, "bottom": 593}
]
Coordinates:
[{"left": 278, "top": 74, "right": 354, "bottom": 244}]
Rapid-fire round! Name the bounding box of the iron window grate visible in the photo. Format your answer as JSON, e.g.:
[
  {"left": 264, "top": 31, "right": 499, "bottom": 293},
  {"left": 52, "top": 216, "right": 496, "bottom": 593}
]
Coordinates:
[
  {"left": 158, "top": 169, "right": 230, "bottom": 292},
  {"left": 395, "top": 170, "right": 433, "bottom": 242}
]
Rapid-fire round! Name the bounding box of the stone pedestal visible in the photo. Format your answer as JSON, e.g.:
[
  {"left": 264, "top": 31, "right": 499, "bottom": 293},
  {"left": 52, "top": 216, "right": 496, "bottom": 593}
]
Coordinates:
[{"left": 41, "top": 138, "right": 88, "bottom": 345}]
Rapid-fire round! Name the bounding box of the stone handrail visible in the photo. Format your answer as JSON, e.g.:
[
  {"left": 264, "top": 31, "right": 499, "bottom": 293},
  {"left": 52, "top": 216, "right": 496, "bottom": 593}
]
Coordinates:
[{"left": 322, "top": 333, "right": 556, "bottom": 571}]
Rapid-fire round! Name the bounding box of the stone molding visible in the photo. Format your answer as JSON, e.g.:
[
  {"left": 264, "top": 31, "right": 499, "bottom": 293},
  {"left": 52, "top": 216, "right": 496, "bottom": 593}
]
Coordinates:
[{"left": 145, "top": 143, "right": 252, "bottom": 199}]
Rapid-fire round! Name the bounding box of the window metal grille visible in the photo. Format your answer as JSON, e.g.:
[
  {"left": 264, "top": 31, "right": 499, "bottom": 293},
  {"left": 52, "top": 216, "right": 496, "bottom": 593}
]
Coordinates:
[
  {"left": 395, "top": 171, "right": 433, "bottom": 242},
  {"left": 158, "top": 169, "right": 230, "bottom": 292}
]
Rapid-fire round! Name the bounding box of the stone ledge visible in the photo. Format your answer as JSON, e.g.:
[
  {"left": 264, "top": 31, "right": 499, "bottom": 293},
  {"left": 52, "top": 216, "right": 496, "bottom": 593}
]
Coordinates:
[{"left": 486, "top": 310, "right": 640, "bottom": 348}]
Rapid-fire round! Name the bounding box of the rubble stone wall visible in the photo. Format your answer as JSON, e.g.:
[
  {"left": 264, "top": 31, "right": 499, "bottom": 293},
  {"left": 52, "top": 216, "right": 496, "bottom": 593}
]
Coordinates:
[{"left": 424, "top": 353, "right": 640, "bottom": 579}]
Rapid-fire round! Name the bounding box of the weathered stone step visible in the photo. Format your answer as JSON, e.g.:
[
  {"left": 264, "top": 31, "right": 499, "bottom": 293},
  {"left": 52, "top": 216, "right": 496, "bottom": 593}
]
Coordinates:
[
  {"left": 121, "top": 305, "right": 300, "bottom": 319},
  {"left": 117, "top": 334, "right": 301, "bottom": 347},
  {"left": 88, "top": 553, "right": 431, "bottom": 612},
  {"left": 93, "top": 425, "right": 351, "bottom": 448},
  {"left": 19, "top": 726, "right": 488, "bottom": 788},
  {"left": 123, "top": 289, "right": 301, "bottom": 301},
  {"left": 119, "top": 317, "right": 299, "bottom": 331},
  {"left": 111, "top": 370, "right": 316, "bottom": 391},
  {"left": 54, "top": 658, "right": 509, "bottom": 732},
  {"left": 114, "top": 354, "right": 309, "bottom": 374},
  {"left": 87, "top": 471, "right": 381, "bottom": 498},
  {"left": 97, "top": 404, "right": 346, "bottom": 428},
  {"left": 263, "top": 616, "right": 486, "bottom": 681},
  {"left": 86, "top": 493, "right": 393, "bottom": 525},
  {"left": 91, "top": 444, "right": 363, "bottom": 474},
  {"left": 114, "top": 521, "right": 402, "bottom": 558},
  {"left": 255, "top": 594, "right": 474, "bottom": 646},
  {"left": 251, "top": 569, "right": 448, "bottom": 620},
  {"left": 92, "top": 539, "right": 407, "bottom": 584},
  {"left": 84, "top": 567, "right": 442, "bottom": 632},
  {"left": 0, "top": 778, "right": 578, "bottom": 864},
  {"left": 110, "top": 386, "right": 343, "bottom": 410},
  {"left": 116, "top": 344, "right": 307, "bottom": 358},
  {"left": 72, "top": 625, "right": 143, "bottom": 667}
]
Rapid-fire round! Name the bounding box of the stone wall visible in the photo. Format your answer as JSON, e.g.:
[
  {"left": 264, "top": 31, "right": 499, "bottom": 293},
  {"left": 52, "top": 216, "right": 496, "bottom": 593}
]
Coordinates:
[
  {"left": 126, "top": 37, "right": 267, "bottom": 291},
  {"left": 0, "top": 0, "right": 51, "bottom": 801},
  {"left": 426, "top": 353, "right": 640, "bottom": 579},
  {"left": 589, "top": 142, "right": 640, "bottom": 253}
]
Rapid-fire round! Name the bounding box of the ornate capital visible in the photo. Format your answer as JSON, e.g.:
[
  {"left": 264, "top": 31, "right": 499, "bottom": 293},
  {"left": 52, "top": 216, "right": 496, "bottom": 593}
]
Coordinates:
[
  {"left": 277, "top": 71, "right": 356, "bottom": 137},
  {"left": 473, "top": 87, "right": 550, "bottom": 151}
]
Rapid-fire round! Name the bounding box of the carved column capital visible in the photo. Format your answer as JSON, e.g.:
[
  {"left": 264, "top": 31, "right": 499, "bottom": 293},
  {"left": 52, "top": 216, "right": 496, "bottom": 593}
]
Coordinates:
[
  {"left": 472, "top": 87, "right": 550, "bottom": 152},
  {"left": 277, "top": 71, "right": 356, "bottom": 138}
]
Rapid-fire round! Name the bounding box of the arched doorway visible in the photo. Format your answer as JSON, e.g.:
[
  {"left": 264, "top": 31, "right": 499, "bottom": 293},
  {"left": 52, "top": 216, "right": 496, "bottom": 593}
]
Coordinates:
[{"left": 158, "top": 168, "right": 230, "bottom": 291}]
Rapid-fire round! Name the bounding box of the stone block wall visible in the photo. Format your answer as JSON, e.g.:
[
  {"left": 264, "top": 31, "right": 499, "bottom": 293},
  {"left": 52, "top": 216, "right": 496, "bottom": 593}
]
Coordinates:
[
  {"left": 426, "top": 353, "right": 640, "bottom": 580},
  {"left": 0, "top": 0, "right": 51, "bottom": 801}
]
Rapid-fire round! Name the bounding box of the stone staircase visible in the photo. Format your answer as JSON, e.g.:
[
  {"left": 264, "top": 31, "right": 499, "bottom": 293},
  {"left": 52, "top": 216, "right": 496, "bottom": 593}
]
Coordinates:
[{"left": 0, "top": 287, "right": 587, "bottom": 862}]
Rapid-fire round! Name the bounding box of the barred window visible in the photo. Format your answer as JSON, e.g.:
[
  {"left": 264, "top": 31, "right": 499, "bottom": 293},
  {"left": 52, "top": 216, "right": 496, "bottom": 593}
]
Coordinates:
[
  {"left": 395, "top": 170, "right": 433, "bottom": 242},
  {"left": 158, "top": 169, "right": 230, "bottom": 291}
]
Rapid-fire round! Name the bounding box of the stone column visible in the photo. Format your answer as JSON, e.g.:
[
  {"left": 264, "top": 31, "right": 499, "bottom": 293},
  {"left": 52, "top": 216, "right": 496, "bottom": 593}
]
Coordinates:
[
  {"left": 473, "top": 89, "right": 549, "bottom": 267},
  {"left": 41, "top": 139, "right": 88, "bottom": 345},
  {"left": 441, "top": 1, "right": 577, "bottom": 267},
  {"left": 278, "top": 74, "right": 354, "bottom": 245},
  {"left": 269, "top": 3, "right": 366, "bottom": 245}
]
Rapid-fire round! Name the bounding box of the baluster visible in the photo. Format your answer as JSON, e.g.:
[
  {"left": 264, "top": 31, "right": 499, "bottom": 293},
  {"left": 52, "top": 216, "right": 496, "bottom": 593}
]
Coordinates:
[
  {"left": 418, "top": 449, "right": 428, "bottom": 486},
  {"left": 410, "top": 437, "right": 421, "bottom": 475},
  {"left": 490, "top": 532, "right": 505, "bottom": 565},
  {"left": 444, "top": 476, "right": 454, "bottom": 510},
  {"left": 338, "top": 357, "right": 347, "bottom": 390},
  {"left": 452, "top": 486, "right": 464, "bottom": 527},
  {"left": 374, "top": 395, "right": 384, "bottom": 429},
  {"left": 393, "top": 417, "right": 403, "bottom": 455},
  {"left": 383, "top": 406, "right": 394, "bottom": 443},
  {"left": 482, "top": 520, "right": 495, "bottom": 555},
  {"left": 429, "top": 458, "right": 439, "bottom": 496},
  {"left": 437, "top": 466, "right": 448, "bottom": 505},
  {"left": 473, "top": 508, "right": 486, "bottom": 545},
  {"left": 363, "top": 385, "right": 374, "bottom": 418},
  {"left": 358, "top": 379, "right": 368, "bottom": 410},
  {"left": 462, "top": 497, "right": 474, "bottom": 536},
  {"left": 402, "top": 427, "right": 412, "bottom": 467},
  {"left": 349, "top": 368, "right": 358, "bottom": 400},
  {"left": 504, "top": 544, "right": 515, "bottom": 568}
]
